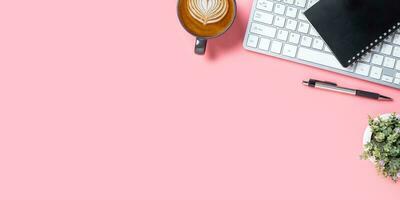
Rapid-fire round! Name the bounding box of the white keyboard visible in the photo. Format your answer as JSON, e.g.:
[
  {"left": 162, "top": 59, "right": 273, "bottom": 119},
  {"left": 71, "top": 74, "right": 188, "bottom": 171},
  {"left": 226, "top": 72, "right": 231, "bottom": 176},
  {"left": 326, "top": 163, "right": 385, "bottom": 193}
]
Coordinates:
[{"left": 244, "top": 0, "right": 400, "bottom": 89}]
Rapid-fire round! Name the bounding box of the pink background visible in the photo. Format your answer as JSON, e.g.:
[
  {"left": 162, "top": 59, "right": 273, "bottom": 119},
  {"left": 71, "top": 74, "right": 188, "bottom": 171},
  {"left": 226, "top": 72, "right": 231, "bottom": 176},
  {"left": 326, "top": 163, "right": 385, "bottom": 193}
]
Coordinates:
[{"left": 1, "top": 0, "right": 400, "bottom": 199}]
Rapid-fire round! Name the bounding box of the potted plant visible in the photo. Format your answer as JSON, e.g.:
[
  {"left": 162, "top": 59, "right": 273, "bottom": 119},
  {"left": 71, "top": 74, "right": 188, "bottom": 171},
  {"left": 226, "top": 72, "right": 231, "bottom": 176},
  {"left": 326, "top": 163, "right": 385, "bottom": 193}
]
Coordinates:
[{"left": 361, "top": 113, "right": 400, "bottom": 182}]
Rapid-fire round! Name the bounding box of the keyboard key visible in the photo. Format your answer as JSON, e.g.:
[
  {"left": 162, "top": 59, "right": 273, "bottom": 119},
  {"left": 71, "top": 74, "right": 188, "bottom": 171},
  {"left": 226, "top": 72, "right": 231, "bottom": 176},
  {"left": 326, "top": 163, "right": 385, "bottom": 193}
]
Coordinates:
[
  {"left": 294, "top": 0, "right": 306, "bottom": 7},
  {"left": 384, "top": 34, "right": 394, "bottom": 43},
  {"left": 277, "top": 30, "right": 289, "bottom": 41},
  {"left": 371, "top": 54, "right": 384, "bottom": 65},
  {"left": 254, "top": 11, "right": 274, "bottom": 24},
  {"left": 285, "top": 7, "right": 297, "bottom": 18},
  {"left": 383, "top": 57, "right": 395, "bottom": 68},
  {"left": 361, "top": 52, "right": 372, "bottom": 62},
  {"left": 346, "top": 65, "right": 356, "bottom": 72},
  {"left": 257, "top": 0, "right": 274, "bottom": 11},
  {"left": 394, "top": 78, "right": 400, "bottom": 85},
  {"left": 312, "top": 38, "right": 324, "bottom": 50},
  {"left": 250, "top": 23, "right": 277, "bottom": 38},
  {"left": 283, "top": 0, "right": 294, "bottom": 4},
  {"left": 309, "top": 27, "right": 319, "bottom": 36},
  {"left": 324, "top": 46, "right": 331, "bottom": 53},
  {"left": 274, "top": 16, "right": 286, "bottom": 27},
  {"left": 307, "top": 0, "right": 318, "bottom": 8},
  {"left": 393, "top": 34, "right": 400, "bottom": 45},
  {"left": 298, "top": 22, "right": 309, "bottom": 33},
  {"left": 371, "top": 44, "right": 381, "bottom": 52},
  {"left": 392, "top": 46, "right": 400, "bottom": 57},
  {"left": 247, "top": 35, "right": 259, "bottom": 48},
  {"left": 288, "top": 32, "right": 300, "bottom": 44},
  {"left": 297, "top": 47, "right": 345, "bottom": 70},
  {"left": 396, "top": 61, "right": 400, "bottom": 70},
  {"left": 370, "top": 66, "right": 383, "bottom": 79},
  {"left": 355, "top": 63, "right": 371, "bottom": 76},
  {"left": 297, "top": 12, "right": 307, "bottom": 21},
  {"left": 300, "top": 36, "right": 312, "bottom": 47},
  {"left": 282, "top": 44, "right": 297, "bottom": 57},
  {"left": 259, "top": 38, "right": 271, "bottom": 51},
  {"left": 274, "top": 4, "right": 285, "bottom": 15},
  {"left": 271, "top": 41, "right": 283, "bottom": 53},
  {"left": 382, "top": 75, "right": 394, "bottom": 83},
  {"left": 285, "top": 19, "right": 297, "bottom": 30},
  {"left": 397, "top": 73, "right": 400, "bottom": 78},
  {"left": 381, "top": 44, "right": 393, "bottom": 55}
]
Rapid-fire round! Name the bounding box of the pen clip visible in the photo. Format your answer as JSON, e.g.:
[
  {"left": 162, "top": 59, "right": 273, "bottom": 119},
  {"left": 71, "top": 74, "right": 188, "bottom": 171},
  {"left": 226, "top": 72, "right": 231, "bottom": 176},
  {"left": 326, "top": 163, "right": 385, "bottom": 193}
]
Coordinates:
[
  {"left": 311, "top": 79, "right": 337, "bottom": 86},
  {"left": 320, "top": 81, "right": 338, "bottom": 86}
]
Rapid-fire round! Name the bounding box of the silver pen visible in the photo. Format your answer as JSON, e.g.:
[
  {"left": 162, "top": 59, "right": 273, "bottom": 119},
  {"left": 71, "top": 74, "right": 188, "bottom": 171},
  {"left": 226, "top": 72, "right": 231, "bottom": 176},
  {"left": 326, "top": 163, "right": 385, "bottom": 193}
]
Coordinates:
[{"left": 302, "top": 79, "right": 393, "bottom": 101}]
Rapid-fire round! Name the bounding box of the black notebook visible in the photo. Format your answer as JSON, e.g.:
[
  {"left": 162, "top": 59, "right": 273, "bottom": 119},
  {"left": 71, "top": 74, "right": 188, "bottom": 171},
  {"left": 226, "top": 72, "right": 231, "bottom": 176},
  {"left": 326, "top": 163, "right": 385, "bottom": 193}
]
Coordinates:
[{"left": 304, "top": 0, "right": 400, "bottom": 67}]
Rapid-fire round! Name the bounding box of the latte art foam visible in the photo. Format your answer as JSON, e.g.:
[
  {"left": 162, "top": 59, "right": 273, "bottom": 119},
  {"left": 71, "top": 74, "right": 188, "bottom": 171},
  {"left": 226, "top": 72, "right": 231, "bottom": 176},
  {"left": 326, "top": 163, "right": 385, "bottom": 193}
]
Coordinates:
[{"left": 187, "top": 0, "right": 229, "bottom": 25}]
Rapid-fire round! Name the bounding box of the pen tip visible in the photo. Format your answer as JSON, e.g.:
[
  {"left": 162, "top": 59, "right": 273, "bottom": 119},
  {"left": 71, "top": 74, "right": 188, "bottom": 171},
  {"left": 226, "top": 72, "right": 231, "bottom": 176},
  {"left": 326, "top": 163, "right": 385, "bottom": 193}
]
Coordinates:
[{"left": 379, "top": 95, "right": 393, "bottom": 101}]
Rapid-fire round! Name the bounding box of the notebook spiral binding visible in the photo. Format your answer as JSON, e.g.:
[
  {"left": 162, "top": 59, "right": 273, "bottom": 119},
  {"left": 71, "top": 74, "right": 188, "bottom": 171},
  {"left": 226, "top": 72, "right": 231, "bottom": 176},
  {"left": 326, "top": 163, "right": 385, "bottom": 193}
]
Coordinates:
[{"left": 349, "top": 22, "right": 400, "bottom": 65}]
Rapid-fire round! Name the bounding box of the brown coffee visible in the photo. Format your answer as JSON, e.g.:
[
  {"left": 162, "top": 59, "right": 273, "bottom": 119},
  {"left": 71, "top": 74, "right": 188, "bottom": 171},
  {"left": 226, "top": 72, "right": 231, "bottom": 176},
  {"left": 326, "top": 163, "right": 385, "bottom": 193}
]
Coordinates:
[{"left": 178, "top": 0, "right": 236, "bottom": 38}]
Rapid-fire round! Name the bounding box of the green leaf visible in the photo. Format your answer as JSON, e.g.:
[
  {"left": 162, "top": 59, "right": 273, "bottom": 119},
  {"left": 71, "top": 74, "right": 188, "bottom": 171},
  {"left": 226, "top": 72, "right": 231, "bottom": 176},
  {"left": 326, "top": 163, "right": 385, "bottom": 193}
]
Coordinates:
[{"left": 361, "top": 113, "right": 400, "bottom": 182}]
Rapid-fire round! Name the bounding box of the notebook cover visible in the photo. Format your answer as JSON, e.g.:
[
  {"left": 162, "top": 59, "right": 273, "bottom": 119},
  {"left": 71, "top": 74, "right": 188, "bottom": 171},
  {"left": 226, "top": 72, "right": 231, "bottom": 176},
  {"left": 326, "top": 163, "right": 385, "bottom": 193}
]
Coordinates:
[{"left": 304, "top": 0, "right": 400, "bottom": 67}]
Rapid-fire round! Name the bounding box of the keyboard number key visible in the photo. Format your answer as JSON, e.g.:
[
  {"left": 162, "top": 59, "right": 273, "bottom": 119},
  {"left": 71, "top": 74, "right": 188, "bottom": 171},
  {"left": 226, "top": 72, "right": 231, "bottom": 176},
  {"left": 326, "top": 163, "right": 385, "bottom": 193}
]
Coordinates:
[
  {"left": 247, "top": 35, "right": 259, "bottom": 48},
  {"left": 282, "top": 44, "right": 297, "bottom": 57},
  {"left": 271, "top": 41, "right": 283, "bottom": 53},
  {"left": 286, "top": 7, "right": 297, "bottom": 18},
  {"left": 294, "top": 0, "right": 306, "bottom": 7}
]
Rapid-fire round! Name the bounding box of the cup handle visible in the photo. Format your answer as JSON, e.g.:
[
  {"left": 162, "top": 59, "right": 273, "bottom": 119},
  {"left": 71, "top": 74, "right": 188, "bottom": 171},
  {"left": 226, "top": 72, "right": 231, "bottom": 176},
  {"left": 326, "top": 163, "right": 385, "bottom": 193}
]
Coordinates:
[{"left": 195, "top": 38, "right": 207, "bottom": 55}]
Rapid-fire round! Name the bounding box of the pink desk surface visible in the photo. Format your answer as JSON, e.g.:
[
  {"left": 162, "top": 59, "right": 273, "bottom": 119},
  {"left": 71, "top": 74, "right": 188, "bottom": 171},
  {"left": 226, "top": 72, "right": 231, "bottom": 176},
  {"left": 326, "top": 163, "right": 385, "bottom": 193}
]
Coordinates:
[{"left": 1, "top": 0, "right": 400, "bottom": 199}]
